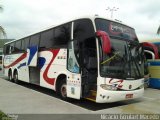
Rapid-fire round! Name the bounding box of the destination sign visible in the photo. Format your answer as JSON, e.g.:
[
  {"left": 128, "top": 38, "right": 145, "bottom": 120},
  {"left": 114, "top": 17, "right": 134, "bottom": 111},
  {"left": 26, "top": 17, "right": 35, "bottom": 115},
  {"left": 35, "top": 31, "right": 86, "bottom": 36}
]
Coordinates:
[{"left": 95, "top": 19, "right": 137, "bottom": 41}]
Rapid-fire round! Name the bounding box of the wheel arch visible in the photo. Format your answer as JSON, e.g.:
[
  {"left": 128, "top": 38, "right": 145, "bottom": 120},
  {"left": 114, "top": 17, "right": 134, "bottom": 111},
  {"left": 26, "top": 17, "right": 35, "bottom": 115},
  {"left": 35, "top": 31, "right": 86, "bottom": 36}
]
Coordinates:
[
  {"left": 13, "top": 68, "right": 18, "bottom": 75},
  {"left": 8, "top": 68, "right": 12, "bottom": 75},
  {"left": 55, "top": 74, "right": 67, "bottom": 92}
]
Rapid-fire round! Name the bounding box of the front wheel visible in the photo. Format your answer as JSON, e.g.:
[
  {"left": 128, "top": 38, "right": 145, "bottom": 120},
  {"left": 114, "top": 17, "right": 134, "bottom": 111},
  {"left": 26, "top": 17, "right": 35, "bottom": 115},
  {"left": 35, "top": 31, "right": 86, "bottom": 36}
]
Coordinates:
[{"left": 58, "top": 79, "right": 69, "bottom": 101}]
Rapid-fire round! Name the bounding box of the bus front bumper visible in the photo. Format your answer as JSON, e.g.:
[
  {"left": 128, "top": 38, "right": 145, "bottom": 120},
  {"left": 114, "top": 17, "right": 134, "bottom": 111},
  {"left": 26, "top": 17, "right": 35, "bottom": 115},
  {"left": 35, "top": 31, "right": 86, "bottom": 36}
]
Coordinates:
[{"left": 96, "top": 87, "right": 144, "bottom": 103}]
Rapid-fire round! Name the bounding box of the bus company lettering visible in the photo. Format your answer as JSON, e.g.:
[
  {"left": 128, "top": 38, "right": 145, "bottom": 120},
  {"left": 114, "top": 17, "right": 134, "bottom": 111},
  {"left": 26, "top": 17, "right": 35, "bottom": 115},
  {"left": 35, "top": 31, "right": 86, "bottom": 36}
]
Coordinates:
[{"left": 110, "top": 22, "right": 131, "bottom": 34}]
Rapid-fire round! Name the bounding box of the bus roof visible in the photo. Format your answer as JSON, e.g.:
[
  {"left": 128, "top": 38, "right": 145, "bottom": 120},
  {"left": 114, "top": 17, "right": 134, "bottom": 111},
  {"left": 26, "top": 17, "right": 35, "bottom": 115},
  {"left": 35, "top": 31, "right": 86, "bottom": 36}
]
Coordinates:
[{"left": 4, "top": 15, "right": 134, "bottom": 45}]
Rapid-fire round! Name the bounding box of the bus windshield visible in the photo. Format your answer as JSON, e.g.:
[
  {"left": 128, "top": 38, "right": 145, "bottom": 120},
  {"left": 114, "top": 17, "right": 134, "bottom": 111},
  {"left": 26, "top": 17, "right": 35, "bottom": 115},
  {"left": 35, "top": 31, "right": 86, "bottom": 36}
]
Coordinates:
[{"left": 95, "top": 18, "right": 144, "bottom": 79}]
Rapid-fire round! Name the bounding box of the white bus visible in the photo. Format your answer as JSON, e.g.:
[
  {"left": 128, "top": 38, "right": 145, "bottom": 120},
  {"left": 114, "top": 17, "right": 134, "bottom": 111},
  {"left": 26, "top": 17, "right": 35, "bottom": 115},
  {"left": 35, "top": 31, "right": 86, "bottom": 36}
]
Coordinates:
[{"left": 3, "top": 16, "right": 144, "bottom": 103}]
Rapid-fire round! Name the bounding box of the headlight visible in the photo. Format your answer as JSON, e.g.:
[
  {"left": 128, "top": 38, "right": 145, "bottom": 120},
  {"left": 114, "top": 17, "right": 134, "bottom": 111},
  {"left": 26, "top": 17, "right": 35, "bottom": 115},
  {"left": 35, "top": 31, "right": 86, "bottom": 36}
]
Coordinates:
[{"left": 100, "top": 84, "right": 117, "bottom": 91}]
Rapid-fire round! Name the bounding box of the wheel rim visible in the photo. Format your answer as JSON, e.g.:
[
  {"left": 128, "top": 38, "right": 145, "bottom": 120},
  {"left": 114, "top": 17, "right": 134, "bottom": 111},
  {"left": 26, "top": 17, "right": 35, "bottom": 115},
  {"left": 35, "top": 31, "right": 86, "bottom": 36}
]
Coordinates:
[
  {"left": 14, "top": 73, "right": 18, "bottom": 81},
  {"left": 61, "top": 84, "right": 67, "bottom": 98},
  {"left": 13, "top": 73, "right": 18, "bottom": 82}
]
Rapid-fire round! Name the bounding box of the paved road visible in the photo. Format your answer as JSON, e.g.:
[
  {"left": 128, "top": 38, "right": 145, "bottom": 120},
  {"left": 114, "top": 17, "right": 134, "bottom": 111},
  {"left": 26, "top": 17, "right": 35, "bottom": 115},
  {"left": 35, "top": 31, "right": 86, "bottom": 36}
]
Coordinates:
[{"left": 0, "top": 71, "right": 160, "bottom": 119}]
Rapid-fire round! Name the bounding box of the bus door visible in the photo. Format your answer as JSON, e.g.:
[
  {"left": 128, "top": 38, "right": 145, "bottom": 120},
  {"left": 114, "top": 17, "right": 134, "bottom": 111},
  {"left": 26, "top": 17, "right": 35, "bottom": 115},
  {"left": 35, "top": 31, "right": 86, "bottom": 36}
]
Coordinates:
[
  {"left": 66, "top": 40, "right": 81, "bottom": 99},
  {"left": 80, "top": 38, "right": 98, "bottom": 98}
]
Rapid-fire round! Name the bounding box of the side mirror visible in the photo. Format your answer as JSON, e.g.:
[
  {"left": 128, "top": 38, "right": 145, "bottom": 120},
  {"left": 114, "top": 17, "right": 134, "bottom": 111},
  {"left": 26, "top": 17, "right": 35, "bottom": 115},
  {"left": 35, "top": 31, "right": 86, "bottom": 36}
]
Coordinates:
[
  {"left": 142, "top": 42, "right": 159, "bottom": 59},
  {"left": 96, "top": 30, "right": 111, "bottom": 54}
]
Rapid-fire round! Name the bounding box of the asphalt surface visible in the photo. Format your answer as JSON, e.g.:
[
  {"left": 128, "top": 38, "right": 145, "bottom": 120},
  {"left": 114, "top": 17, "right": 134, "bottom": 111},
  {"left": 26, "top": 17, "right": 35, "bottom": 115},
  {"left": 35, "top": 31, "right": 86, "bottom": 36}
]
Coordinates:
[{"left": 0, "top": 70, "right": 160, "bottom": 120}]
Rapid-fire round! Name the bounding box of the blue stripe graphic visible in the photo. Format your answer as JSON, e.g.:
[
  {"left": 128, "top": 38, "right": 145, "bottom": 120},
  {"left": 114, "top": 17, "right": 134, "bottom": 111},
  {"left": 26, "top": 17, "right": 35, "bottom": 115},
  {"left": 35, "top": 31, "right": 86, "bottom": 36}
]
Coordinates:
[
  {"left": 28, "top": 46, "right": 38, "bottom": 65},
  {"left": 17, "top": 62, "right": 26, "bottom": 69},
  {"left": 38, "top": 57, "right": 46, "bottom": 69}
]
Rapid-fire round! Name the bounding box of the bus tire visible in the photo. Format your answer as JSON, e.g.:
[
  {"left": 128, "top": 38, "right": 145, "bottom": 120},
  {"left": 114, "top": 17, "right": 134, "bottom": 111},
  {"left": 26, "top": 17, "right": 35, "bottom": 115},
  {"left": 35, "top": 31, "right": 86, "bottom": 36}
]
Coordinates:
[
  {"left": 13, "top": 70, "right": 18, "bottom": 83},
  {"left": 8, "top": 70, "right": 13, "bottom": 81},
  {"left": 58, "top": 79, "right": 68, "bottom": 101}
]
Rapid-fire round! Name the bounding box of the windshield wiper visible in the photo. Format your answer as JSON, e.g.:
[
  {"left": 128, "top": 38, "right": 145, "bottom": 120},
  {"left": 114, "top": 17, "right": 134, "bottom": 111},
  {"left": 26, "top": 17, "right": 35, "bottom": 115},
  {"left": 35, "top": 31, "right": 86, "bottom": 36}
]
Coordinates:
[
  {"left": 131, "top": 56, "right": 141, "bottom": 78},
  {"left": 128, "top": 43, "right": 141, "bottom": 78},
  {"left": 124, "top": 44, "right": 131, "bottom": 78}
]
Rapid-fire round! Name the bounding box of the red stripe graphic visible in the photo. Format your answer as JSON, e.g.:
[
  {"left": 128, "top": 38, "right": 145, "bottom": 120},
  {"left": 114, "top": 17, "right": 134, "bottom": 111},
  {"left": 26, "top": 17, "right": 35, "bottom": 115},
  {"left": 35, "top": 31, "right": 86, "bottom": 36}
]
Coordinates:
[
  {"left": 4, "top": 53, "right": 27, "bottom": 68},
  {"left": 43, "top": 49, "right": 60, "bottom": 85},
  {"left": 109, "top": 78, "right": 124, "bottom": 88}
]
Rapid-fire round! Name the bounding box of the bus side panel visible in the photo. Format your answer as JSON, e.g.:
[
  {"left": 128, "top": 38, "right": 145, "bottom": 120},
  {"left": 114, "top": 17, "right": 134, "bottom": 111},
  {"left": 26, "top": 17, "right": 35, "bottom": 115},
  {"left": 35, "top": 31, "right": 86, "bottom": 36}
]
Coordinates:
[
  {"left": 3, "top": 53, "right": 30, "bottom": 83},
  {"left": 4, "top": 68, "right": 9, "bottom": 77},
  {"left": 3, "top": 55, "right": 12, "bottom": 76},
  {"left": 39, "top": 49, "right": 67, "bottom": 90},
  {"left": 18, "top": 66, "right": 30, "bottom": 83}
]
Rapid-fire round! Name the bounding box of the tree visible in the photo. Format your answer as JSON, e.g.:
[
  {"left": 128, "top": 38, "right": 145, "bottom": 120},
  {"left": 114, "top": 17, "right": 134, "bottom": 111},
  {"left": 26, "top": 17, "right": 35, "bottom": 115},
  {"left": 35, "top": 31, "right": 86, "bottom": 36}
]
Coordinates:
[
  {"left": 0, "top": 5, "right": 2, "bottom": 10},
  {"left": 0, "top": 4, "right": 7, "bottom": 38},
  {"left": 157, "top": 25, "right": 160, "bottom": 35}
]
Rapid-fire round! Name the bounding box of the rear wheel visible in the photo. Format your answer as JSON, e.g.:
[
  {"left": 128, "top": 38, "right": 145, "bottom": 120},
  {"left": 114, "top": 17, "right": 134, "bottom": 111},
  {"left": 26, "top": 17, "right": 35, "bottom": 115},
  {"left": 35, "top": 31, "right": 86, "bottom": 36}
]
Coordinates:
[
  {"left": 13, "top": 71, "right": 18, "bottom": 83},
  {"left": 8, "top": 70, "right": 13, "bottom": 81}
]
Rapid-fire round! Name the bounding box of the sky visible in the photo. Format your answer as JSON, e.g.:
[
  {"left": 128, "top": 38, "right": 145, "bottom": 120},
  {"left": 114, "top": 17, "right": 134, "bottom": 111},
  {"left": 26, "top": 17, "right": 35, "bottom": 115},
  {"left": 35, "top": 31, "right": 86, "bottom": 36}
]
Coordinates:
[{"left": 0, "top": 0, "right": 160, "bottom": 41}]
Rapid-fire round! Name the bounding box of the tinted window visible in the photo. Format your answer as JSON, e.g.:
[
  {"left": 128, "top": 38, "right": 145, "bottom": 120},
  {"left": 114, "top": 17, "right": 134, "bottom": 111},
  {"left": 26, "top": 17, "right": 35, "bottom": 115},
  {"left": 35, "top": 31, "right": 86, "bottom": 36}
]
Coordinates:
[
  {"left": 21, "top": 39, "right": 25, "bottom": 51},
  {"left": 40, "top": 29, "right": 54, "bottom": 48},
  {"left": 30, "top": 34, "right": 40, "bottom": 47},
  {"left": 10, "top": 42, "right": 15, "bottom": 54},
  {"left": 73, "top": 19, "right": 95, "bottom": 41},
  {"left": 24, "top": 37, "right": 30, "bottom": 50},
  {"left": 14, "top": 40, "right": 22, "bottom": 53},
  {"left": 3, "top": 45, "right": 6, "bottom": 54},
  {"left": 54, "top": 23, "right": 71, "bottom": 47},
  {"left": 4, "top": 44, "right": 10, "bottom": 55}
]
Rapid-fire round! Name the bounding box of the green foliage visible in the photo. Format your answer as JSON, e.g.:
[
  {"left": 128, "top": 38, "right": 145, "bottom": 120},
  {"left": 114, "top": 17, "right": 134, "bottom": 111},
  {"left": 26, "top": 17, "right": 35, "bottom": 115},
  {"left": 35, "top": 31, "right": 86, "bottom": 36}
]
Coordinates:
[
  {"left": 0, "top": 5, "right": 3, "bottom": 11},
  {"left": 0, "top": 26, "right": 6, "bottom": 38},
  {"left": 0, "top": 39, "right": 12, "bottom": 48},
  {"left": 0, "top": 3, "right": 6, "bottom": 38},
  {"left": 157, "top": 26, "right": 160, "bottom": 35},
  {"left": 0, "top": 110, "right": 12, "bottom": 120}
]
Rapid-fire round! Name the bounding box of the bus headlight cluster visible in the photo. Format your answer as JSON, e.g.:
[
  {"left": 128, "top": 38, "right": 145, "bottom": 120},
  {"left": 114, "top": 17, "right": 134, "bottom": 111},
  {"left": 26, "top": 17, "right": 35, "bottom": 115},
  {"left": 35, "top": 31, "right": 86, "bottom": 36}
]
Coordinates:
[{"left": 100, "top": 84, "right": 117, "bottom": 91}]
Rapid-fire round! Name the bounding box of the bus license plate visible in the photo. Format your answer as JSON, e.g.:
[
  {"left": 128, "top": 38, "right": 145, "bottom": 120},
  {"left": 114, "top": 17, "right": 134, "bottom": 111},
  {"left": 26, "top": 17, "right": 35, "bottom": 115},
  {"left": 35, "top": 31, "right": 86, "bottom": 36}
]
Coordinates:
[{"left": 126, "top": 94, "right": 133, "bottom": 99}]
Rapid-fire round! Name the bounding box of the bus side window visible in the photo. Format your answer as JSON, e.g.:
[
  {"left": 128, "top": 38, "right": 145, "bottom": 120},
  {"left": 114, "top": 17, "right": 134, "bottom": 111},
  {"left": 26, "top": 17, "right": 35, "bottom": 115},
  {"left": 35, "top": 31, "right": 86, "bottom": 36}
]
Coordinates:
[
  {"left": 54, "top": 23, "right": 71, "bottom": 48},
  {"left": 24, "top": 37, "right": 30, "bottom": 50},
  {"left": 3, "top": 45, "right": 6, "bottom": 55},
  {"left": 21, "top": 39, "right": 26, "bottom": 51},
  {"left": 9, "top": 43, "right": 15, "bottom": 54},
  {"left": 30, "top": 34, "right": 40, "bottom": 47},
  {"left": 14, "top": 40, "right": 22, "bottom": 53},
  {"left": 73, "top": 19, "right": 95, "bottom": 42},
  {"left": 67, "top": 41, "right": 80, "bottom": 73},
  {"left": 5, "top": 44, "right": 10, "bottom": 55},
  {"left": 40, "top": 29, "right": 54, "bottom": 49}
]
